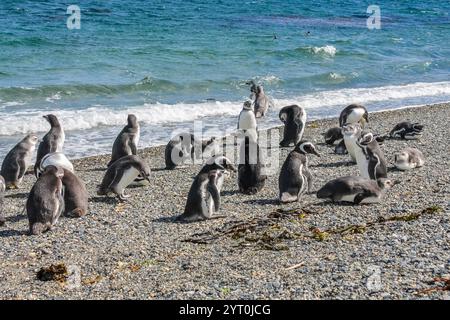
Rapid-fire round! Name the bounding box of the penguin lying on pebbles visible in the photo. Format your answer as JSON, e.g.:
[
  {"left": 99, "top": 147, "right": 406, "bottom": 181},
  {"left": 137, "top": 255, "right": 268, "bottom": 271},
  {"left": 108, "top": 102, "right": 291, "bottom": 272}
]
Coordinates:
[
  {"left": 26, "top": 166, "right": 65, "bottom": 235},
  {"left": 0, "top": 175, "right": 5, "bottom": 226},
  {"left": 97, "top": 155, "right": 151, "bottom": 201},
  {"left": 389, "top": 121, "right": 423, "bottom": 140},
  {"left": 317, "top": 176, "right": 398, "bottom": 204},
  {"left": 394, "top": 147, "right": 425, "bottom": 170},
  {"left": 323, "top": 127, "right": 343, "bottom": 145},
  {"left": 278, "top": 141, "right": 320, "bottom": 203}
]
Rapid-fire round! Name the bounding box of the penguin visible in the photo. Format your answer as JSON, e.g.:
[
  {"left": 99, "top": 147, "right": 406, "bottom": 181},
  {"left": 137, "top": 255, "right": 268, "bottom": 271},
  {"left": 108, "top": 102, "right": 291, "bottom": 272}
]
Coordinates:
[
  {"left": 201, "top": 155, "right": 236, "bottom": 174},
  {"left": 0, "top": 175, "right": 5, "bottom": 226},
  {"left": 1, "top": 134, "right": 39, "bottom": 189},
  {"left": 342, "top": 123, "right": 362, "bottom": 162},
  {"left": 108, "top": 114, "right": 140, "bottom": 166},
  {"left": 238, "top": 136, "right": 267, "bottom": 194},
  {"left": 389, "top": 121, "right": 424, "bottom": 140},
  {"left": 36, "top": 152, "right": 74, "bottom": 178},
  {"left": 355, "top": 132, "right": 388, "bottom": 180},
  {"left": 177, "top": 169, "right": 227, "bottom": 222},
  {"left": 237, "top": 100, "right": 258, "bottom": 143},
  {"left": 279, "top": 105, "right": 307, "bottom": 147},
  {"left": 34, "top": 114, "right": 65, "bottom": 177},
  {"left": 26, "top": 165, "right": 65, "bottom": 235},
  {"left": 253, "top": 85, "right": 273, "bottom": 118},
  {"left": 317, "top": 176, "right": 398, "bottom": 204},
  {"left": 61, "top": 169, "right": 89, "bottom": 217},
  {"left": 334, "top": 139, "right": 348, "bottom": 155},
  {"left": 339, "top": 104, "right": 369, "bottom": 127},
  {"left": 246, "top": 80, "right": 258, "bottom": 100},
  {"left": 97, "top": 155, "right": 151, "bottom": 201},
  {"left": 278, "top": 141, "right": 320, "bottom": 203},
  {"left": 394, "top": 147, "right": 425, "bottom": 171},
  {"left": 323, "top": 127, "right": 343, "bottom": 145},
  {"left": 165, "top": 133, "right": 217, "bottom": 170}
]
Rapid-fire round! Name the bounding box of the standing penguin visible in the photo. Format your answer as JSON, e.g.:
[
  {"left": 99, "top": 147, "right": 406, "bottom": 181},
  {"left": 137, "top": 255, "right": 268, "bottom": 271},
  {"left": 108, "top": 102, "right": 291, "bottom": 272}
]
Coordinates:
[
  {"left": 339, "top": 104, "right": 369, "bottom": 127},
  {"left": 1, "top": 134, "right": 39, "bottom": 189},
  {"left": 26, "top": 166, "right": 65, "bottom": 235},
  {"left": 237, "top": 100, "right": 258, "bottom": 143},
  {"left": 61, "top": 169, "right": 89, "bottom": 217},
  {"left": 177, "top": 169, "right": 227, "bottom": 222},
  {"left": 34, "top": 114, "right": 65, "bottom": 177},
  {"left": 355, "top": 132, "right": 388, "bottom": 180},
  {"left": 0, "top": 175, "right": 5, "bottom": 226},
  {"left": 342, "top": 123, "right": 362, "bottom": 162},
  {"left": 278, "top": 141, "right": 320, "bottom": 203},
  {"left": 238, "top": 136, "right": 267, "bottom": 194},
  {"left": 108, "top": 114, "right": 140, "bottom": 166},
  {"left": 394, "top": 147, "right": 425, "bottom": 171},
  {"left": 36, "top": 152, "right": 74, "bottom": 178},
  {"left": 317, "top": 176, "right": 397, "bottom": 204},
  {"left": 279, "top": 105, "right": 307, "bottom": 147},
  {"left": 98, "top": 155, "right": 151, "bottom": 201},
  {"left": 389, "top": 121, "right": 424, "bottom": 140},
  {"left": 253, "top": 85, "right": 273, "bottom": 118}
]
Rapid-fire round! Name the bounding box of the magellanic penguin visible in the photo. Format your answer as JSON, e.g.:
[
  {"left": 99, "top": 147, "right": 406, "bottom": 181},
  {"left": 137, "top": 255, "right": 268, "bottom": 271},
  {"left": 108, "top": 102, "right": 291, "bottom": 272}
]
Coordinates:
[
  {"left": 278, "top": 141, "right": 320, "bottom": 203},
  {"left": 339, "top": 104, "right": 369, "bottom": 127},
  {"left": 342, "top": 123, "right": 362, "bottom": 162},
  {"left": 238, "top": 136, "right": 267, "bottom": 195},
  {"left": 0, "top": 175, "right": 5, "bottom": 226},
  {"left": 177, "top": 169, "right": 227, "bottom": 223},
  {"left": 26, "top": 165, "right": 65, "bottom": 235},
  {"left": 34, "top": 114, "right": 65, "bottom": 177},
  {"left": 1, "top": 134, "right": 39, "bottom": 189},
  {"left": 389, "top": 121, "right": 424, "bottom": 140},
  {"left": 323, "top": 127, "right": 343, "bottom": 145},
  {"left": 253, "top": 85, "right": 273, "bottom": 118},
  {"left": 97, "top": 155, "right": 151, "bottom": 201},
  {"left": 61, "top": 169, "right": 89, "bottom": 217},
  {"left": 108, "top": 114, "right": 140, "bottom": 166},
  {"left": 355, "top": 132, "right": 388, "bottom": 180},
  {"left": 317, "top": 176, "right": 398, "bottom": 204},
  {"left": 394, "top": 147, "right": 425, "bottom": 171},
  {"left": 334, "top": 139, "right": 348, "bottom": 155},
  {"left": 237, "top": 100, "right": 258, "bottom": 143},
  {"left": 279, "top": 105, "right": 307, "bottom": 147},
  {"left": 36, "top": 152, "right": 74, "bottom": 178}
]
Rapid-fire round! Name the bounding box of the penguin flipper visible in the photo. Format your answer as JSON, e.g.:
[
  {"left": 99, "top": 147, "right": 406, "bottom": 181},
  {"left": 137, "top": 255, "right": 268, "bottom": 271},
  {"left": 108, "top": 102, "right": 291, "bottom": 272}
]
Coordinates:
[
  {"left": 207, "top": 183, "right": 220, "bottom": 212},
  {"left": 108, "top": 165, "right": 127, "bottom": 191},
  {"left": 17, "top": 157, "right": 27, "bottom": 181}
]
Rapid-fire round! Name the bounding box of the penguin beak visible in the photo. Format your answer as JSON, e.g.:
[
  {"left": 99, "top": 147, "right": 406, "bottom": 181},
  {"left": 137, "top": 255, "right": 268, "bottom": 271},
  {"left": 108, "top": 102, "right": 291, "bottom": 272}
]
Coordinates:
[{"left": 312, "top": 149, "right": 320, "bottom": 157}]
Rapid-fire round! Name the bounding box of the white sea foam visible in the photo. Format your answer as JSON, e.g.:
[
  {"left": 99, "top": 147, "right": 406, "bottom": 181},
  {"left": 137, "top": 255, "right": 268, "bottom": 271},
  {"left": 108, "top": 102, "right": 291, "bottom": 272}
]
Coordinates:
[
  {"left": 1, "top": 101, "right": 26, "bottom": 108},
  {"left": 0, "top": 81, "right": 449, "bottom": 136},
  {"left": 311, "top": 45, "right": 337, "bottom": 56},
  {"left": 45, "top": 92, "right": 62, "bottom": 103}
]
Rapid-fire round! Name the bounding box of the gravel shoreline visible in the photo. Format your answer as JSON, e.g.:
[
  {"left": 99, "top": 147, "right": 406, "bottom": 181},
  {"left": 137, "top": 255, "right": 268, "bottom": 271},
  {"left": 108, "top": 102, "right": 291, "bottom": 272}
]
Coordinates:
[{"left": 0, "top": 103, "right": 449, "bottom": 300}]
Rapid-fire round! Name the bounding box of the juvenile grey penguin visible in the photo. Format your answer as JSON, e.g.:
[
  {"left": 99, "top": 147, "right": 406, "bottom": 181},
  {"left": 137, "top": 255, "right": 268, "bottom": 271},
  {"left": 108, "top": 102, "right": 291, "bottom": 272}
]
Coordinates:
[
  {"left": 108, "top": 114, "right": 140, "bottom": 166},
  {"left": 279, "top": 105, "right": 307, "bottom": 147},
  {"left": 389, "top": 121, "right": 424, "bottom": 140},
  {"left": 355, "top": 132, "right": 388, "bottom": 180},
  {"left": 36, "top": 152, "right": 74, "bottom": 178},
  {"left": 26, "top": 166, "right": 65, "bottom": 235},
  {"left": 394, "top": 147, "right": 425, "bottom": 171},
  {"left": 237, "top": 100, "right": 258, "bottom": 143},
  {"left": 1, "top": 134, "right": 39, "bottom": 189},
  {"left": 323, "top": 127, "right": 343, "bottom": 145},
  {"left": 238, "top": 136, "right": 267, "bottom": 195},
  {"left": 278, "top": 141, "right": 320, "bottom": 203},
  {"left": 177, "top": 169, "right": 226, "bottom": 222},
  {"left": 339, "top": 104, "right": 369, "bottom": 127},
  {"left": 61, "top": 169, "right": 89, "bottom": 217},
  {"left": 0, "top": 175, "right": 5, "bottom": 226},
  {"left": 342, "top": 123, "right": 362, "bottom": 162},
  {"left": 98, "top": 155, "right": 151, "bottom": 201},
  {"left": 253, "top": 85, "right": 273, "bottom": 118},
  {"left": 34, "top": 114, "right": 65, "bottom": 177},
  {"left": 317, "top": 176, "right": 397, "bottom": 204}
]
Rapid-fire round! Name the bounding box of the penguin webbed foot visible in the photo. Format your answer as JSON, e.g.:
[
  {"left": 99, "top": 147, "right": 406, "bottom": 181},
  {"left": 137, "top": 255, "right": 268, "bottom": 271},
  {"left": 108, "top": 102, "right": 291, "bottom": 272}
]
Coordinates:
[{"left": 117, "top": 192, "right": 131, "bottom": 202}]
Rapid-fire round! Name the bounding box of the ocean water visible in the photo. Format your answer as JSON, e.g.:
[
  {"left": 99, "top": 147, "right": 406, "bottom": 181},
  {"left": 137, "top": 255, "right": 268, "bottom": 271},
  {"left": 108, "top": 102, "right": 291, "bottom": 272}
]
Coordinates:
[{"left": 0, "top": 0, "right": 449, "bottom": 160}]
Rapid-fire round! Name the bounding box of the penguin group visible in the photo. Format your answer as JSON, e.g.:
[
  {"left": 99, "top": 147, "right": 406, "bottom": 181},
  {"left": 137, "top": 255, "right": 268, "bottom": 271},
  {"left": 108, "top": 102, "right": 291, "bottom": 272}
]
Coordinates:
[{"left": 0, "top": 81, "right": 426, "bottom": 234}]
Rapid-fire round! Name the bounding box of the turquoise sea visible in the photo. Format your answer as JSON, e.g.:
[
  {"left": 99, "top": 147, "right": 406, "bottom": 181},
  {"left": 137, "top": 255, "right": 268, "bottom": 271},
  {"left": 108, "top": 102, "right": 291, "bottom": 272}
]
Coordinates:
[{"left": 0, "top": 0, "right": 449, "bottom": 159}]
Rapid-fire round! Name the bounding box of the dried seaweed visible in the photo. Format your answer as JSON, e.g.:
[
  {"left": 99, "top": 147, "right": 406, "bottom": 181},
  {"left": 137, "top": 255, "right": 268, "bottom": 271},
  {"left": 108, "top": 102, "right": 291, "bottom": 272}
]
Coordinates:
[
  {"left": 416, "top": 277, "right": 450, "bottom": 295},
  {"left": 36, "top": 263, "right": 68, "bottom": 283}
]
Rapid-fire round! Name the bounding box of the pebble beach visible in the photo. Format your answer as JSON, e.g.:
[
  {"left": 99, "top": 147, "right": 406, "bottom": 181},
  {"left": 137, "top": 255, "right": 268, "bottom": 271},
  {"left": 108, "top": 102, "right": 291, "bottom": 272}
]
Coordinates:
[{"left": 0, "top": 102, "right": 449, "bottom": 300}]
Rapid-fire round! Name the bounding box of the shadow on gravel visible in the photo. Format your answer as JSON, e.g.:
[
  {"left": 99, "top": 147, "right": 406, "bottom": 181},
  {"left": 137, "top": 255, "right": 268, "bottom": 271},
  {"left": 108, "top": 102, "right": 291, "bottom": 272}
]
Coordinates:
[
  {"left": 5, "top": 192, "right": 29, "bottom": 199},
  {"left": 0, "top": 229, "right": 27, "bottom": 238},
  {"left": 5, "top": 214, "right": 27, "bottom": 223},
  {"left": 310, "top": 161, "right": 354, "bottom": 168},
  {"left": 221, "top": 190, "right": 239, "bottom": 196},
  {"left": 243, "top": 198, "right": 280, "bottom": 205},
  {"left": 153, "top": 216, "right": 178, "bottom": 223},
  {"left": 89, "top": 197, "right": 117, "bottom": 204},
  {"left": 85, "top": 167, "right": 105, "bottom": 172}
]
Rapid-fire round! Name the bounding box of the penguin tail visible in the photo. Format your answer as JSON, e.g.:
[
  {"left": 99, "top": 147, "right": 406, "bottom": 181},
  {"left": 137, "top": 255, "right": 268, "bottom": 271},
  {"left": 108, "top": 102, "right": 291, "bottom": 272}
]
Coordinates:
[{"left": 30, "top": 222, "right": 47, "bottom": 235}]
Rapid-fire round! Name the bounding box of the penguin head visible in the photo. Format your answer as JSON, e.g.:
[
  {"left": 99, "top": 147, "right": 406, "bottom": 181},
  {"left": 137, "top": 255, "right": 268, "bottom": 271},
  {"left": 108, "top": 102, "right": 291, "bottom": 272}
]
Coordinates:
[
  {"left": 127, "top": 114, "right": 138, "bottom": 127},
  {"left": 377, "top": 178, "right": 400, "bottom": 190},
  {"left": 205, "top": 155, "right": 236, "bottom": 173},
  {"left": 24, "top": 134, "right": 39, "bottom": 146},
  {"left": 296, "top": 141, "right": 320, "bottom": 157},
  {"left": 412, "top": 123, "right": 424, "bottom": 132},
  {"left": 43, "top": 114, "right": 60, "bottom": 127},
  {"left": 43, "top": 165, "right": 64, "bottom": 179},
  {"left": 139, "top": 165, "right": 151, "bottom": 183},
  {"left": 256, "top": 85, "right": 264, "bottom": 94},
  {"left": 243, "top": 100, "right": 253, "bottom": 110},
  {"left": 357, "top": 132, "right": 374, "bottom": 145},
  {"left": 341, "top": 123, "right": 361, "bottom": 137}
]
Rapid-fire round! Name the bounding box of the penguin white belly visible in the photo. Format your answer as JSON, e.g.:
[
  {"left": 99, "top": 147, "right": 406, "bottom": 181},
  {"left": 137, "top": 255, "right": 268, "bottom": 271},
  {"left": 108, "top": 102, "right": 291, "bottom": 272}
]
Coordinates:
[
  {"left": 395, "top": 161, "right": 414, "bottom": 171},
  {"left": 360, "top": 196, "right": 381, "bottom": 204},
  {"left": 344, "top": 136, "right": 357, "bottom": 161},
  {"left": 355, "top": 148, "right": 370, "bottom": 178},
  {"left": 347, "top": 109, "right": 365, "bottom": 124},
  {"left": 134, "top": 126, "right": 140, "bottom": 147},
  {"left": 238, "top": 111, "right": 257, "bottom": 130},
  {"left": 340, "top": 194, "right": 357, "bottom": 203},
  {"left": 116, "top": 167, "right": 140, "bottom": 193},
  {"left": 56, "top": 131, "right": 65, "bottom": 152}
]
